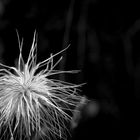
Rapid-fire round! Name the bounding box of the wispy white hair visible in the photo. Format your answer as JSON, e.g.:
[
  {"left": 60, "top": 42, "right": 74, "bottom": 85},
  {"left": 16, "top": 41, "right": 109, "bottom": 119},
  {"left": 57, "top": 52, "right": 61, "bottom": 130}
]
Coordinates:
[{"left": 0, "top": 32, "right": 86, "bottom": 140}]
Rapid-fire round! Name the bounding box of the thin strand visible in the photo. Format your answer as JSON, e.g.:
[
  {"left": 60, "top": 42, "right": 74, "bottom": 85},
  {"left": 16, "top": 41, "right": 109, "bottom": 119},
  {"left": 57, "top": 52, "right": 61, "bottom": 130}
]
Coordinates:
[{"left": 0, "top": 33, "right": 86, "bottom": 140}]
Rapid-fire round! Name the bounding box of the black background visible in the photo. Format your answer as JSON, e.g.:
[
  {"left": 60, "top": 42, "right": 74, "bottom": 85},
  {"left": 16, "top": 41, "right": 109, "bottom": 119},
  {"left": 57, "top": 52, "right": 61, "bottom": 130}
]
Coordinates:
[{"left": 0, "top": 0, "right": 140, "bottom": 139}]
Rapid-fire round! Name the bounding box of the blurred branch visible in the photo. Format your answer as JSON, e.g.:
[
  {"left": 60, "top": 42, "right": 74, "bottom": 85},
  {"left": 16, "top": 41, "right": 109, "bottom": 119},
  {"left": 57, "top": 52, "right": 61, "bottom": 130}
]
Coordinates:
[
  {"left": 122, "top": 33, "right": 134, "bottom": 77},
  {"left": 59, "top": 0, "right": 75, "bottom": 81},
  {"left": 121, "top": 19, "right": 140, "bottom": 77},
  {"left": 76, "top": 0, "right": 89, "bottom": 82}
]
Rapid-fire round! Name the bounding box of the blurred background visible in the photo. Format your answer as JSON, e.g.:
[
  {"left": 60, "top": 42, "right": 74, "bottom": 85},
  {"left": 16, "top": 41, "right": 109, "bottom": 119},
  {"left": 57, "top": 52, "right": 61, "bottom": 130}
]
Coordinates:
[{"left": 0, "top": 0, "right": 140, "bottom": 139}]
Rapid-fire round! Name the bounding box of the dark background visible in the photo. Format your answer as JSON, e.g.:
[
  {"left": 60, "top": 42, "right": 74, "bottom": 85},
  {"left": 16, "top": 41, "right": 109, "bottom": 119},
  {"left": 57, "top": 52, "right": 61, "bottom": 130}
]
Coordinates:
[{"left": 0, "top": 0, "right": 140, "bottom": 139}]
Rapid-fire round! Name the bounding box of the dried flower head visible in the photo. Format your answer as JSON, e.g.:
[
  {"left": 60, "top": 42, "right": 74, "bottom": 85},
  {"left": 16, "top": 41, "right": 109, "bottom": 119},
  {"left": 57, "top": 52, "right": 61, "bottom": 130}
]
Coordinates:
[{"left": 0, "top": 32, "right": 86, "bottom": 140}]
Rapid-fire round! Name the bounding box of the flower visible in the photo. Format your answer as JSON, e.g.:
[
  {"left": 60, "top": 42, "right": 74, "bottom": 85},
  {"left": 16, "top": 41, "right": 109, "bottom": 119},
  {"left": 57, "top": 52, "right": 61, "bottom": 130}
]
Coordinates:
[{"left": 0, "top": 32, "right": 85, "bottom": 140}]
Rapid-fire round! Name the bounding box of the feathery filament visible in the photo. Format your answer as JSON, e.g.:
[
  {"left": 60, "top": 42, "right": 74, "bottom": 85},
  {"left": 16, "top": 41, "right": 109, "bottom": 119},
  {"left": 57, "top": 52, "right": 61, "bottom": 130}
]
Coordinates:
[{"left": 0, "top": 32, "right": 86, "bottom": 140}]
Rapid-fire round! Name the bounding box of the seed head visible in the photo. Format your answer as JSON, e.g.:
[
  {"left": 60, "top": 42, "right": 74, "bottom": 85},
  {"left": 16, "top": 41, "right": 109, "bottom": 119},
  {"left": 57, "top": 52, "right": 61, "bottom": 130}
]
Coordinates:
[{"left": 0, "top": 32, "right": 86, "bottom": 140}]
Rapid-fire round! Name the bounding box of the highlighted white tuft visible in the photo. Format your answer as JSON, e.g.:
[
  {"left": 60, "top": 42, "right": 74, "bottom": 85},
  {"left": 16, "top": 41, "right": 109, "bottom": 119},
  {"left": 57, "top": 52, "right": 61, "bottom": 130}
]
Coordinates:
[{"left": 0, "top": 32, "right": 86, "bottom": 140}]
